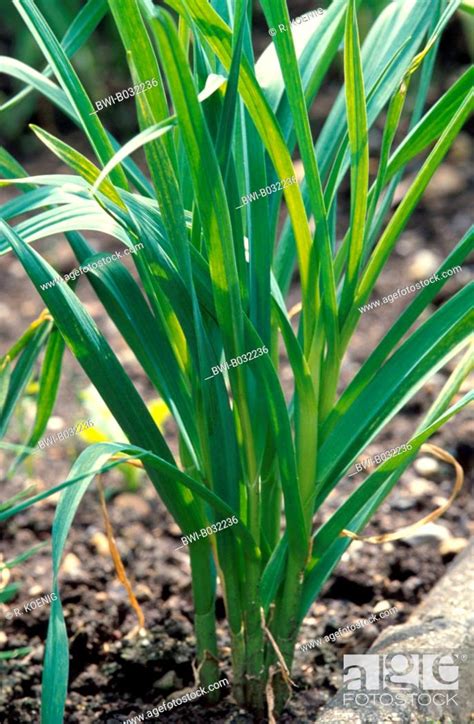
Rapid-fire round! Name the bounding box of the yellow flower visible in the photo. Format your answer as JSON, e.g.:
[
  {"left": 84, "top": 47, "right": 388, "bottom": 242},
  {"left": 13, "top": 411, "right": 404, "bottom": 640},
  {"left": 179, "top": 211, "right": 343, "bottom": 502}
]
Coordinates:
[{"left": 78, "top": 386, "right": 170, "bottom": 444}]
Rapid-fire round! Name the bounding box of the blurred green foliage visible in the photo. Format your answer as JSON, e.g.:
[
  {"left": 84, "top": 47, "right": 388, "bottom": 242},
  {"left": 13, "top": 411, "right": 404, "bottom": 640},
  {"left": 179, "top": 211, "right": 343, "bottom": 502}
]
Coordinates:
[{"left": 1, "top": 0, "right": 129, "bottom": 146}]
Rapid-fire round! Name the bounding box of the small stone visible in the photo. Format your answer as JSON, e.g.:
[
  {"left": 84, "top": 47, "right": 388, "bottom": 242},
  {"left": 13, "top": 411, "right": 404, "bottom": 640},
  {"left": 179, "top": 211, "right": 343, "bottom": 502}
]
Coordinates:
[
  {"left": 91, "top": 531, "right": 110, "bottom": 556},
  {"left": 359, "top": 624, "right": 380, "bottom": 645},
  {"left": 407, "top": 477, "right": 437, "bottom": 497},
  {"left": 154, "top": 670, "right": 177, "bottom": 691},
  {"left": 27, "top": 585, "right": 43, "bottom": 597},
  {"left": 414, "top": 456, "right": 440, "bottom": 478},
  {"left": 47, "top": 416, "right": 65, "bottom": 431},
  {"left": 404, "top": 522, "right": 451, "bottom": 546},
  {"left": 32, "top": 644, "right": 44, "bottom": 662},
  {"left": 373, "top": 600, "right": 393, "bottom": 614},
  {"left": 403, "top": 576, "right": 424, "bottom": 595},
  {"left": 408, "top": 249, "right": 441, "bottom": 280},
  {"left": 392, "top": 496, "right": 416, "bottom": 511},
  {"left": 134, "top": 583, "right": 153, "bottom": 601},
  {"left": 62, "top": 553, "right": 83, "bottom": 576},
  {"left": 439, "top": 537, "right": 468, "bottom": 558}
]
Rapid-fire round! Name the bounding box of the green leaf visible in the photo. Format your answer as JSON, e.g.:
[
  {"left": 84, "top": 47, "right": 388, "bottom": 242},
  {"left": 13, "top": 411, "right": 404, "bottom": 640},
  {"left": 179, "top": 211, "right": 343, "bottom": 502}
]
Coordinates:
[
  {"left": 0, "top": 218, "right": 208, "bottom": 541},
  {"left": 0, "top": 647, "right": 33, "bottom": 660},
  {"left": 318, "top": 283, "right": 473, "bottom": 499},
  {"left": 338, "top": 0, "right": 369, "bottom": 324},
  {"left": 386, "top": 67, "right": 474, "bottom": 180},
  {"left": 91, "top": 119, "right": 177, "bottom": 194},
  {"left": 259, "top": 0, "right": 338, "bottom": 362},
  {"left": 9, "top": 327, "right": 65, "bottom": 472},
  {"left": 0, "top": 320, "right": 51, "bottom": 438},
  {"left": 342, "top": 89, "right": 473, "bottom": 347},
  {"left": 301, "top": 390, "right": 473, "bottom": 619},
  {"left": 12, "top": 0, "right": 128, "bottom": 189},
  {"left": 275, "top": 0, "right": 434, "bottom": 294},
  {"left": 1, "top": 0, "right": 108, "bottom": 113},
  {"left": 165, "top": 0, "right": 313, "bottom": 294},
  {"left": 30, "top": 125, "right": 125, "bottom": 207},
  {"left": 39, "top": 439, "right": 258, "bottom": 721},
  {"left": 459, "top": 0, "right": 474, "bottom": 15},
  {"left": 323, "top": 229, "right": 474, "bottom": 439},
  {"left": 107, "top": 0, "right": 177, "bottom": 168}
]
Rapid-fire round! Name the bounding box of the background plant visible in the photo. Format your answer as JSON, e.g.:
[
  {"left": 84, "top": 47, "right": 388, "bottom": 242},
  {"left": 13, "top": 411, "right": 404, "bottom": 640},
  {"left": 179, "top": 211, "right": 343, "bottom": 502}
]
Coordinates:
[{"left": 0, "top": 0, "right": 473, "bottom": 721}]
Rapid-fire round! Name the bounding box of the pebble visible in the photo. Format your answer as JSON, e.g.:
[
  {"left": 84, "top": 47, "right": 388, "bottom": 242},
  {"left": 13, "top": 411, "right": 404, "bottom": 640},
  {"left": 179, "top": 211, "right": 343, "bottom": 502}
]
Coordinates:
[
  {"left": 404, "top": 522, "right": 451, "bottom": 546},
  {"left": 407, "top": 477, "right": 438, "bottom": 497},
  {"left": 90, "top": 531, "right": 110, "bottom": 556},
  {"left": 403, "top": 576, "right": 424, "bottom": 595},
  {"left": 408, "top": 249, "right": 441, "bottom": 280},
  {"left": 414, "top": 456, "right": 440, "bottom": 478},
  {"left": 47, "top": 416, "right": 66, "bottom": 431},
  {"left": 359, "top": 624, "right": 380, "bottom": 645},
  {"left": 373, "top": 600, "right": 392, "bottom": 614},
  {"left": 134, "top": 583, "right": 153, "bottom": 601},
  {"left": 392, "top": 496, "right": 416, "bottom": 511},
  {"left": 27, "top": 585, "right": 43, "bottom": 597},
  {"left": 439, "top": 537, "right": 468, "bottom": 558},
  {"left": 62, "top": 552, "right": 83, "bottom": 576},
  {"left": 374, "top": 599, "right": 391, "bottom": 613},
  {"left": 154, "top": 670, "right": 178, "bottom": 690}
]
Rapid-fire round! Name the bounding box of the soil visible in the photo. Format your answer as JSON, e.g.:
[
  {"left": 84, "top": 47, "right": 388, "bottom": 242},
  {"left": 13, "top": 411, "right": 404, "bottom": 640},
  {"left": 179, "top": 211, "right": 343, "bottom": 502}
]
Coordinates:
[{"left": 1, "top": 4, "right": 473, "bottom": 722}]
